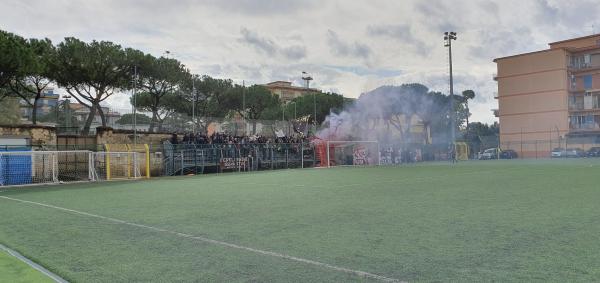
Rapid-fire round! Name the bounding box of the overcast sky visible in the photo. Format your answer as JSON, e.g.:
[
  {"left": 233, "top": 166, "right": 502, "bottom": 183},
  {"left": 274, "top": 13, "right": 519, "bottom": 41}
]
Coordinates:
[{"left": 1, "top": 0, "right": 599, "bottom": 124}]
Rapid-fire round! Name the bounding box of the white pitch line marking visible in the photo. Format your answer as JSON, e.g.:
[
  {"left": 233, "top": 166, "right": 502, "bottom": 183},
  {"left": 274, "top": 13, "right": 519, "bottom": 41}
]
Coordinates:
[
  {"left": 0, "top": 243, "right": 68, "bottom": 283},
  {"left": 0, "top": 196, "right": 403, "bottom": 283}
]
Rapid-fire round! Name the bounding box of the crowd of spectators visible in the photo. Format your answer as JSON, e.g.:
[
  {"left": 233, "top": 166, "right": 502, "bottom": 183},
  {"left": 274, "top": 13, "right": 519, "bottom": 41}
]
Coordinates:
[{"left": 169, "top": 132, "right": 310, "bottom": 145}]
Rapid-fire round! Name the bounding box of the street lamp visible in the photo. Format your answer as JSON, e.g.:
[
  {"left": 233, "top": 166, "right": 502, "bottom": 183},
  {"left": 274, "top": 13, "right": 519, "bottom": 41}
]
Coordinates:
[{"left": 444, "top": 31, "right": 457, "bottom": 162}]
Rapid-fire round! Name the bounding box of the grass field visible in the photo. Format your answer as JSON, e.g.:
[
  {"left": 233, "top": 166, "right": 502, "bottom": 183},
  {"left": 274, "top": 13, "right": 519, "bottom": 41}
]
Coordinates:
[
  {"left": 1, "top": 159, "right": 600, "bottom": 282},
  {"left": 0, "top": 248, "right": 54, "bottom": 283}
]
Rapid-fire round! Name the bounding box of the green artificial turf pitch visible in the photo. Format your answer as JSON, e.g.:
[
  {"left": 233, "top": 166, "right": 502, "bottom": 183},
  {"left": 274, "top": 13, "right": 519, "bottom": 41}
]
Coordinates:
[
  {"left": 0, "top": 248, "right": 54, "bottom": 283},
  {"left": 1, "top": 159, "right": 600, "bottom": 282}
]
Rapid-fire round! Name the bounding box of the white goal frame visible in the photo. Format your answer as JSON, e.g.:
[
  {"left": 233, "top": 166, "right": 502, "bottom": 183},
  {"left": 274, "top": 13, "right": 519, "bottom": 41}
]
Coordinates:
[
  {"left": 0, "top": 150, "right": 94, "bottom": 186},
  {"left": 325, "top": 140, "right": 380, "bottom": 168}
]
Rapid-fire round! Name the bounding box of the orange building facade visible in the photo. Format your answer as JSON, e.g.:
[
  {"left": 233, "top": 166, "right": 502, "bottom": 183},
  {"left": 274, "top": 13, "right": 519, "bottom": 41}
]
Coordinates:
[{"left": 494, "top": 34, "right": 600, "bottom": 157}]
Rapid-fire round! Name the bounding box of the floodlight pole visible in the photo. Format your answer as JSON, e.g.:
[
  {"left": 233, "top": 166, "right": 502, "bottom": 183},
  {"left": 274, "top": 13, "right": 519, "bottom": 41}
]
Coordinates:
[
  {"left": 133, "top": 65, "right": 138, "bottom": 147},
  {"left": 242, "top": 80, "right": 246, "bottom": 135},
  {"left": 63, "top": 95, "right": 71, "bottom": 129},
  {"left": 302, "top": 71, "right": 314, "bottom": 134},
  {"left": 293, "top": 101, "right": 297, "bottom": 119},
  {"left": 192, "top": 76, "right": 196, "bottom": 135},
  {"left": 444, "top": 31, "right": 457, "bottom": 162}
]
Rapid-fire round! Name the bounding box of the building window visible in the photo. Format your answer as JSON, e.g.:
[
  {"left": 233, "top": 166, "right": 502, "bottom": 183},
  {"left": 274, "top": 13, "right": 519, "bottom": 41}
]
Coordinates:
[
  {"left": 593, "top": 93, "right": 600, "bottom": 109},
  {"left": 568, "top": 95, "right": 577, "bottom": 110},
  {"left": 584, "top": 75, "right": 593, "bottom": 89},
  {"left": 584, "top": 54, "right": 591, "bottom": 66}
]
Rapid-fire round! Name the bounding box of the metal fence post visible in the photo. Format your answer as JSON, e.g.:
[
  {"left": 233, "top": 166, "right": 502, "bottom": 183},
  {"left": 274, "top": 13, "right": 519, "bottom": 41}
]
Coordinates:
[
  {"left": 194, "top": 149, "right": 198, "bottom": 174},
  {"left": 180, "top": 150, "right": 184, "bottom": 176},
  {"left": 270, "top": 146, "right": 274, "bottom": 170},
  {"left": 301, "top": 143, "right": 304, "bottom": 168},
  {"left": 201, "top": 150, "right": 205, "bottom": 174},
  {"left": 313, "top": 144, "right": 316, "bottom": 167}
]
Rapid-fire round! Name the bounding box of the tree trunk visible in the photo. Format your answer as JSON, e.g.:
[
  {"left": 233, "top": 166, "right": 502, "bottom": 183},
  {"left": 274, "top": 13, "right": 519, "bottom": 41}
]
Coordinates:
[
  {"left": 31, "top": 95, "right": 40, "bottom": 125},
  {"left": 31, "top": 83, "right": 45, "bottom": 125},
  {"left": 82, "top": 104, "right": 98, "bottom": 136},
  {"left": 465, "top": 103, "right": 470, "bottom": 130},
  {"left": 97, "top": 106, "right": 107, "bottom": 126},
  {"left": 149, "top": 110, "right": 158, "bottom": 133},
  {"left": 404, "top": 115, "right": 413, "bottom": 144},
  {"left": 252, "top": 121, "right": 257, "bottom": 135}
]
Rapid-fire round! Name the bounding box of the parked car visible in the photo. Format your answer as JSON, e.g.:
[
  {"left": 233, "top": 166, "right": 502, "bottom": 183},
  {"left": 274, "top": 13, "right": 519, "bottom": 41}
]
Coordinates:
[
  {"left": 566, "top": 148, "right": 585, "bottom": 158},
  {"left": 479, "top": 148, "right": 499, "bottom": 160},
  {"left": 551, "top": 148, "right": 566, "bottom": 158},
  {"left": 500, "top": 149, "right": 518, "bottom": 159},
  {"left": 587, "top": 147, "right": 600, "bottom": 157}
]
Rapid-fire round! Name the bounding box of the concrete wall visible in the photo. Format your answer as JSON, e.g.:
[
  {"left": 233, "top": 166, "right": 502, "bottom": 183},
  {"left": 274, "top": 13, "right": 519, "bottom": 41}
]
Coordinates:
[
  {"left": 0, "top": 125, "right": 57, "bottom": 145},
  {"left": 95, "top": 127, "right": 171, "bottom": 145}
]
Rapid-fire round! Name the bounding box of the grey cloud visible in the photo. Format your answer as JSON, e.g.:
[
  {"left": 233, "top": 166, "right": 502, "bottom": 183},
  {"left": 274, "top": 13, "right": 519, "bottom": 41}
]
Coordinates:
[
  {"left": 204, "top": 0, "right": 315, "bottom": 16},
  {"left": 326, "top": 30, "right": 372, "bottom": 59},
  {"left": 281, "top": 45, "right": 307, "bottom": 60},
  {"left": 478, "top": 1, "right": 500, "bottom": 20},
  {"left": 533, "top": 0, "right": 599, "bottom": 34},
  {"left": 534, "top": 0, "right": 559, "bottom": 25},
  {"left": 240, "top": 27, "right": 278, "bottom": 55},
  {"left": 469, "top": 27, "right": 537, "bottom": 60},
  {"left": 415, "top": 0, "right": 461, "bottom": 32},
  {"left": 367, "top": 24, "right": 431, "bottom": 56},
  {"left": 239, "top": 28, "right": 307, "bottom": 60}
]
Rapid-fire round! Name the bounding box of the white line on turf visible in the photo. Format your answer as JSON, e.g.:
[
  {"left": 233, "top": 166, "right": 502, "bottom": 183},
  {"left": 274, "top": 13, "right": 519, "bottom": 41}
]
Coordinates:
[
  {"left": 0, "top": 243, "right": 68, "bottom": 283},
  {"left": 0, "top": 196, "right": 403, "bottom": 283}
]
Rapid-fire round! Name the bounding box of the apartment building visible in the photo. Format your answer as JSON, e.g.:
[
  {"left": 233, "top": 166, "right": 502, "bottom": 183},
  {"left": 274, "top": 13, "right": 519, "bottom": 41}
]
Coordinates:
[
  {"left": 19, "top": 87, "right": 59, "bottom": 121},
  {"left": 494, "top": 34, "right": 600, "bottom": 157},
  {"left": 262, "top": 81, "right": 319, "bottom": 103}
]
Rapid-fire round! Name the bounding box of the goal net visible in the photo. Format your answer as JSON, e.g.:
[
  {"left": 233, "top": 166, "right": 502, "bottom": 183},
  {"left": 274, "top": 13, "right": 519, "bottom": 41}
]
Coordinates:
[
  {"left": 324, "top": 140, "right": 380, "bottom": 167},
  {"left": 92, "top": 151, "right": 142, "bottom": 181},
  {"left": 0, "top": 150, "right": 94, "bottom": 186}
]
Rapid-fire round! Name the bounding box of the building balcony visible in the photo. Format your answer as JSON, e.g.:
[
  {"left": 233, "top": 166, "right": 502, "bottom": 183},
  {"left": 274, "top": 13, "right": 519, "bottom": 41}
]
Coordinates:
[
  {"left": 569, "top": 104, "right": 600, "bottom": 113},
  {"left": 569, "top": 125, "right": 600, "bottom": 132},
  {"left": 568, "top": 64, "right": 600, "bottom": 72}
]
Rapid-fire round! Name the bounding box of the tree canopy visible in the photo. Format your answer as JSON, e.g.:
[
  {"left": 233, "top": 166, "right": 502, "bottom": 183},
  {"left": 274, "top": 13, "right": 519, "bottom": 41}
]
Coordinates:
[
  {"left": 8, "top": 38, "right": 56, "bottom": 124},
  {"left": 136, "top": 55, "right": 189, "bottom": 132},
  {"left": 53, "top": 38, "right": 134, "bottom": 134},
  {"left": 0, "top": 30, "right": 31, "bottom": 88}
]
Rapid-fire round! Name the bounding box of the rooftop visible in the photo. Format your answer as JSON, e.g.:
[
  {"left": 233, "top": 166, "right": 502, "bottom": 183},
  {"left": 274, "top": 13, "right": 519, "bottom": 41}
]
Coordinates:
[
  {"left": 494, "top": 33, "right": 600, "bottom": 62},
  {"left": 548, "top": 33, "right": 600, "bottom": 47}
]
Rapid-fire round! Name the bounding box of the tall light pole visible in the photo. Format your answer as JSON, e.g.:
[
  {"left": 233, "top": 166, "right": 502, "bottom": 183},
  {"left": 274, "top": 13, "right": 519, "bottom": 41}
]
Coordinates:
[
  {"left": 62, "top": 95, "right": 71, "bottom": 129},
  {"left": 132, "top": 65, "right": 138, "bottom": 146},
  {"left": 242, "top": 80, "right": 246, "bottom": 135},
  {"left": 302, "top": 71, "right": 314, "bottom": 134},
  {"left": 192, "top": 74, "right": 198, "bottom": 135},
  {"left": 444, "top": 31, "right": 457, "bottom": 162},
  {"left": 293, "top": 101, "right": 297, "bottom": 120}
]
